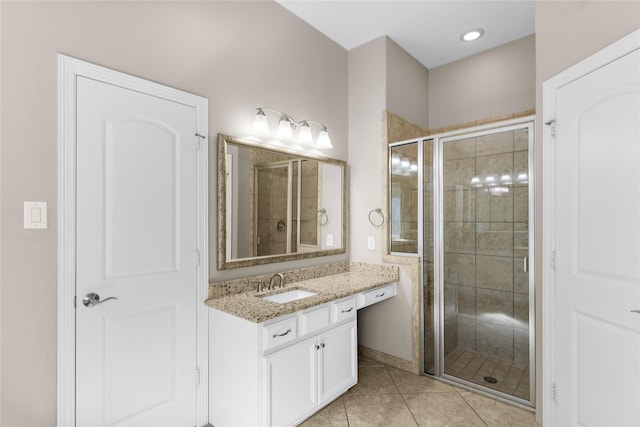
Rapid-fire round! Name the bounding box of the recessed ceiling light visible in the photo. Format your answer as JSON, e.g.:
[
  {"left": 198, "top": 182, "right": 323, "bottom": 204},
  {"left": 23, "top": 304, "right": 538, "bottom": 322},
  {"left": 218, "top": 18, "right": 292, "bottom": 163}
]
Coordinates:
[{"left": 461, "top": 29, "right": 484, "bottom": 42}]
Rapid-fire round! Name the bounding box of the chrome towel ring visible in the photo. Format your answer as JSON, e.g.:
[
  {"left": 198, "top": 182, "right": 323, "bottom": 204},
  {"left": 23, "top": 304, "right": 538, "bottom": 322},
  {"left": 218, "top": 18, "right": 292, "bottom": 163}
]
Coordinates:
[
  {"left": 318, "top": 209, "right": 329, "bottom": 226},
  {"left": 369, "top": 208, "right": 384, "bottom": 227}
]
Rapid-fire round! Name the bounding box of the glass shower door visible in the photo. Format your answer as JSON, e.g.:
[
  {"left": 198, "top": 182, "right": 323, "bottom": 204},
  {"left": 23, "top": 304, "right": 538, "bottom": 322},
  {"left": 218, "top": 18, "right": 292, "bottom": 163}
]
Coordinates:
[{"left": 441, "top": 126, "right": 532, "bottom": 402}]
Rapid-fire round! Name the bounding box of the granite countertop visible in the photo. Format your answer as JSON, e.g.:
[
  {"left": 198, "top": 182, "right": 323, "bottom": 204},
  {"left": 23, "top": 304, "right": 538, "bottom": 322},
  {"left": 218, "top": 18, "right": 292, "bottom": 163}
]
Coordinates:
[{"left": 205, "top": 269, "right": 398, "bottom": 323}]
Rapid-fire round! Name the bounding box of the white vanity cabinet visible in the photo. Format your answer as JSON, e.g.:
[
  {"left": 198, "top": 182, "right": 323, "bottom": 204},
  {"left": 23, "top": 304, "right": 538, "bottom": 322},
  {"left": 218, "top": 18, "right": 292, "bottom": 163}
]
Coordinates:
[
  {"left": 264, "top": 320, "right": 356, "bottom": 426},
  {"left": 209, "top": 283, "right": 396, "bottom": 427}
]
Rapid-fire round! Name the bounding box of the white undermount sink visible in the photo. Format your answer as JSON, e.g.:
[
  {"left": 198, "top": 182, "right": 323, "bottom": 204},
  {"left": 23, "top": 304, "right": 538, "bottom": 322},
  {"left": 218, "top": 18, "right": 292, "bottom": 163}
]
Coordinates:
[{"left": 261, "top": 289, "right": 318, "bottom": 304}]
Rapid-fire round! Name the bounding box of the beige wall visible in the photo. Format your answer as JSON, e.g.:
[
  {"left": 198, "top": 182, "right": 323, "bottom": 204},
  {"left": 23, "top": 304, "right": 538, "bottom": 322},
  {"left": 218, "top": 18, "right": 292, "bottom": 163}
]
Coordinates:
[
  {"left": 429, "top": 35, "right": 535, "bottom": 129},
  {"left": 534, "top": 1, "right": 640, "bottom": 424},
  {"left": 0, "top": 2, "right": 348, "bottom": 425},
  {"left": 386, "top": 37, "right": 430, "bottom": 130},
  {"left": 348, "top": 37, "right": 428, "bottom": 362}
]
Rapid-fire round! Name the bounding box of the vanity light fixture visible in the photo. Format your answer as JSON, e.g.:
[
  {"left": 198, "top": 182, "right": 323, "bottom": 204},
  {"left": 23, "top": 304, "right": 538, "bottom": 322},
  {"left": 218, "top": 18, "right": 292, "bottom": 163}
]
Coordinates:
[
  {"left": 253, "top": 107, "right": 333, "bottom": 149},
  {"left": 461, "top": 28, "right": 484, "bottom": 42}
]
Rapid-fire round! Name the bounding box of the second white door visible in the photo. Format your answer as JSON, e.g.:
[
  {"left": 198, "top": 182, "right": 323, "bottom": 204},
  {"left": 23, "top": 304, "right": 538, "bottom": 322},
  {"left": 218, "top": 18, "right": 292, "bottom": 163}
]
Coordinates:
[
  {"left": 75, "top": 75, "right": 202, "bottom": 426},
  {"left": 549, "top": 33, "right": 640, "bottom": 426}
]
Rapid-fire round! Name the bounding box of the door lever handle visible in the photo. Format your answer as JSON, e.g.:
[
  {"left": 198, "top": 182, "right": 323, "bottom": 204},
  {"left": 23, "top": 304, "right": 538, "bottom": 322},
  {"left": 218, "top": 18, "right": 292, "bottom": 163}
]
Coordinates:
[
  {"left": 82, "top": 292, "right": 118, "bottom": 307},
  {"left": 631, "top": 310, "right": 640, "bottom": 314}
]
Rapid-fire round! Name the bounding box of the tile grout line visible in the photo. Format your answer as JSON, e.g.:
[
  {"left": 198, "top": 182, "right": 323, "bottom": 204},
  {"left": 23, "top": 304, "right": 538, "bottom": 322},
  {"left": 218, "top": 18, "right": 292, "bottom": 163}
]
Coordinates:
[
  {"left": 341, "top": 397, "right": 351, "bottom": 427},
  {"left": 454, "top": 387, "right": 490, "bottom": 427},
  {"left": 385, "top": 366, "right": 420, "bottom": 427}
]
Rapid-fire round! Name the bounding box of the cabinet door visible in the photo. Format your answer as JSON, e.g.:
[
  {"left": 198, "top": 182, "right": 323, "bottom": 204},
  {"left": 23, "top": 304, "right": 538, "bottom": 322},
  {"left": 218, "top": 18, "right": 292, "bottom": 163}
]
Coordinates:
[
  {"left": 318, "top": 320, "right": 357, "bottom": 404},
  {"left": 263, "top": 336, "right": 318, "bottom": 426}
]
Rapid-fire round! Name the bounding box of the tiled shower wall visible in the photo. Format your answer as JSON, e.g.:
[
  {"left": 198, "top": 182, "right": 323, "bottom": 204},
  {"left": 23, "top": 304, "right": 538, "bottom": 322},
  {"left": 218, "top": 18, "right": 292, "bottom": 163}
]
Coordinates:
[{"left": 442, "top": 128, "right": 529, "bottom": 366}]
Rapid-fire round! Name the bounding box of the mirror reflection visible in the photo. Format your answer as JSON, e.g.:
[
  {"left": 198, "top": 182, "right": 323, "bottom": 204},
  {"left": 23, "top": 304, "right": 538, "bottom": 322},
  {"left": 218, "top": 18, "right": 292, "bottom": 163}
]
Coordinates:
[
  {"left": 218, "top": 134, "right": 346, "bottom": 270},
  {"left": 389, "top": 142, "right": 419, "bottom": 253}
]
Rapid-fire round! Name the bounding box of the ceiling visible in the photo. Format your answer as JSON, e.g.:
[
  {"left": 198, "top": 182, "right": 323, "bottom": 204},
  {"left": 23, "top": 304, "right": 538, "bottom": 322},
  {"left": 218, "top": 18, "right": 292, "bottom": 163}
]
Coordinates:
[{"left": 276, "top": 0, "right": 535, "bottom": 69}]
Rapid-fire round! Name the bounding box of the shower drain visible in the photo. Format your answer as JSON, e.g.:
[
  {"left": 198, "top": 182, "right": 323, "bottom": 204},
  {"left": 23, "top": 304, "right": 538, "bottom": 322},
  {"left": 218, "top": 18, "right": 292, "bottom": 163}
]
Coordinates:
[{"left": 483, "top": 376, "right": 498, "bottom": 384}]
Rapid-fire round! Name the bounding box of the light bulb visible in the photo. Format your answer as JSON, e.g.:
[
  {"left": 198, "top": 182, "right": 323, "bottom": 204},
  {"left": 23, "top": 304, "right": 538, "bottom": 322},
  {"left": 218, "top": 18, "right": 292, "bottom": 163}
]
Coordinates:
[
  {"left": 253, "top": 109, "right": 269, "bottom": 134},
  {"left": 298, "top": 121, "right": 312, "bottom": 145},
  {"left": 277, "top": 116, "right": 293, "bottom": 139},
  {"left": 316, "top": 129, "right": 332, "bottom": 149}
]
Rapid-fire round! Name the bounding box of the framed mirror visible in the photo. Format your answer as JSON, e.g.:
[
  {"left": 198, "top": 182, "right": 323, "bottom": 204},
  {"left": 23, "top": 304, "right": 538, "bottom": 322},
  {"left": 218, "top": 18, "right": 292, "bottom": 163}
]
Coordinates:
[{"left": 217, "top": 134, "right": 347, "bottom": 270}]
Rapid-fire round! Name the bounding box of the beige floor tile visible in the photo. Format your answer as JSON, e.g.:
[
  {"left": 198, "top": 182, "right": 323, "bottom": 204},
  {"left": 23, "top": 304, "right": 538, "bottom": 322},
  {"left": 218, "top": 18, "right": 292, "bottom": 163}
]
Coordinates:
[
  {"left": 358, "top": 355, "right": 386, "bottom": 367},
  {"left": 298, "top": 397, "right": 348, "bottom": 427},
  {"left": 346, "top": 366, "right": 399, "bottom": 395},
  {"left": 458, "top": 391, "right": 536, "bottom": 427},
  {"left": 403, "top": 392, "right": 486, "bottom": 427},
  {"left": 387, "top": 367, "right": 455, "bottom": 393},
  {"left": 343, "top": 394, "right": 418, "bottom": 427}
]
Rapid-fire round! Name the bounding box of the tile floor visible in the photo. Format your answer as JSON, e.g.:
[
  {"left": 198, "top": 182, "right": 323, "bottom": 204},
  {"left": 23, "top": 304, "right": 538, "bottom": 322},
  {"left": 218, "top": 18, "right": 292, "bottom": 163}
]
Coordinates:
[{"left": 299, "top": 356, "right": 536, "bottom": 427}]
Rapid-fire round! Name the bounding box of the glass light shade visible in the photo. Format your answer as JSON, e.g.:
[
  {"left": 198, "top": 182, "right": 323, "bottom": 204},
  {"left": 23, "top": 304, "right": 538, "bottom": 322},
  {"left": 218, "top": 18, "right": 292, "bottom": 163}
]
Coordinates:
[
  {"left": 277, "top": 117, "right": 293, "bottom": 139},
  {"left": 316, "top": 129, "right": 332, "bottom": 149},
  {"left": 298, "top": 122, "right": 313, "bottom": 145},
  {"left": 253, "top": 110, "right": 269, "bottom": 134},
  {"left": 471, "top": 176, "right": 481, "bottom": 186}
]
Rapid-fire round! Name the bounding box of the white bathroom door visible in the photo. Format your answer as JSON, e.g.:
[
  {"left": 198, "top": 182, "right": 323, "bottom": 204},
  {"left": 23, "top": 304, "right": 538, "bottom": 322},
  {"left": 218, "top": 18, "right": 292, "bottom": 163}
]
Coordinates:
[
  {"left": 75, "top": 75, "right": 199, "bottom": 426},
  {"left": 547, "top": 33, "right": 640, "bottom": 426}
]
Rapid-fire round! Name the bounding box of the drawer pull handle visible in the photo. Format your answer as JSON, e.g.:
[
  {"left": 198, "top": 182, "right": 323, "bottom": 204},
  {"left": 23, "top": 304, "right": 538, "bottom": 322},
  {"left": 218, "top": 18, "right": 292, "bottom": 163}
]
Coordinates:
[
  {"left": 341, "top": 307, "right": 354, "bottom": 313},
  {"left": 272, "top": 328, "right": 292, "bottom": 338},
  {"left": 375, "top": 292, "right": 386, "bottom": 298}
]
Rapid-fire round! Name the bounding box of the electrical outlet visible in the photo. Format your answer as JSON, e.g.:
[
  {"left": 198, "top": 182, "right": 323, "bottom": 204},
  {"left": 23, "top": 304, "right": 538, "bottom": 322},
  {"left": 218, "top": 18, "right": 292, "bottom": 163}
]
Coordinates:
[{"left": 367, "top": 236, "right": 375, "bottom": 250}]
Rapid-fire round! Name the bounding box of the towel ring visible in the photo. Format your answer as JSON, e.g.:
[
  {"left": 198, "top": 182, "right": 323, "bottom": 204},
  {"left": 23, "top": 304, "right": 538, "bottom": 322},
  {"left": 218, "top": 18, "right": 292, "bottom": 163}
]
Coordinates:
[
  {"left": 318, "top": 209, "right": 329, "bottom": 226},
  {"left": 369, "top": 208, "right": 384, "bottom": 227}
]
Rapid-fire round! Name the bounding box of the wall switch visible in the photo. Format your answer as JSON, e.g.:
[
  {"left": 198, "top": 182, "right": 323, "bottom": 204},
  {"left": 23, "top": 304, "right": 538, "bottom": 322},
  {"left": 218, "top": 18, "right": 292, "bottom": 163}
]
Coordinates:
[
  {"left": 367, "top": 236, "right": 375, "bottom": 250},
  {"left": 326, "top": 234, "right": 334, "bottom": 247},
  {"left": 24, "top": 201, "right": 48, "bottom": 229}
]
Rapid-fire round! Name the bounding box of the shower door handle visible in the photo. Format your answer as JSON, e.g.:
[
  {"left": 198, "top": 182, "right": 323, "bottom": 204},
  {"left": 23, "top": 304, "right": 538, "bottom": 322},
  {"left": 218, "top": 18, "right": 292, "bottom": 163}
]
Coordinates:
[{"left": 523, "top": 257, "right": 529, "bottom": 273}]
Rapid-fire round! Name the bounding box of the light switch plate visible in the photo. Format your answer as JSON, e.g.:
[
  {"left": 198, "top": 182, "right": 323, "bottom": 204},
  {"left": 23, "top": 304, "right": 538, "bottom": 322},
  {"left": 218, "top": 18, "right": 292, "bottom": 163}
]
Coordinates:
[
  {"left": 326, "top": 234, "right": 334, "bottom": 247},
  {"left": 367, "top": 236, "right": 375, "bottom": 250},
  {"left": 24, "top": 201, "right": 48, "bottom": 229}
]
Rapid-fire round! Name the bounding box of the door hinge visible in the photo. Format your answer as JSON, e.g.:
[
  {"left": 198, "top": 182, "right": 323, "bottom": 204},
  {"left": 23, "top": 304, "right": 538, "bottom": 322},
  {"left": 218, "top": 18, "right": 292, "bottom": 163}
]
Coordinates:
[
  {"left": 196, "top": 366, "right": 200, "bottom": 385},
  {"left": 545, "top": 119, "right": 556, "bottom": 139},
  {"left": 195, "top": 250, "right": 201, "bottom": 268},
  {"left": 552, "top": 382, "right": 557, "bottom": 402},
  {"left": 195, "top": 132, "right": 206, "bottom": 150},
  {"left": 551, "top": 250, "right": 557, "bottom": 270}
]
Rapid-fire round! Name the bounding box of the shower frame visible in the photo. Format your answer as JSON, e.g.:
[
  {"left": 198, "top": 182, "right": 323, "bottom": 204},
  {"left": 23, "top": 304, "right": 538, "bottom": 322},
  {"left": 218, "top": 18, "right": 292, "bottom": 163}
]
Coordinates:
[{"left": 388, "top": 116, "right": 536, "bottom": 408}]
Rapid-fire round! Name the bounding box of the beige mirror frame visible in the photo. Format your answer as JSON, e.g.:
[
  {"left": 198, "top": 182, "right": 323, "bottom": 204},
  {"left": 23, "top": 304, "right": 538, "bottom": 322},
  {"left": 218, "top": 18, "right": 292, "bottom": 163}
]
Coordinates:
[{"left": 217, "top": 134, "right": 347, "bottom": 270}]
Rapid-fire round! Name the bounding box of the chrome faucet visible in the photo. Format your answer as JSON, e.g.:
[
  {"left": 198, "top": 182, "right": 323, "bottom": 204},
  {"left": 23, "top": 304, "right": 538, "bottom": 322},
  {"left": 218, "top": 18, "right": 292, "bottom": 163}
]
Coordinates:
[{"left": 269, "top": 273, "right": 285, "bottom": 290}]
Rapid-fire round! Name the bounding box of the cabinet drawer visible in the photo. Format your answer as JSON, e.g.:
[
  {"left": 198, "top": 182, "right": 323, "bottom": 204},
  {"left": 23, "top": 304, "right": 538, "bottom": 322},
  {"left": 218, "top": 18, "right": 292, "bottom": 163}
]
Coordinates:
[
  {"left": 332, "top": 297, "right": 357, "bottom": 323},
  {"left": 263, "top": 315, "right": 297, "bottom": 350},
  {"left": 300, "top": 304, "right": 330, "bottom": 336},
  {"left": 358, "top": 283, "right": 397, "bottom": 309}
]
